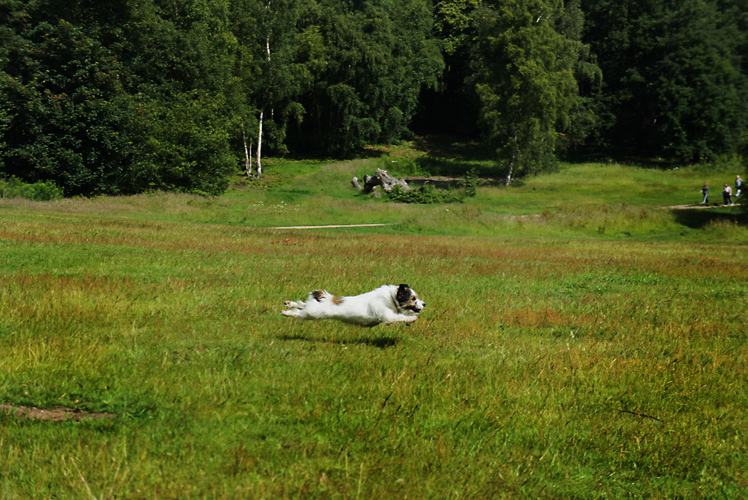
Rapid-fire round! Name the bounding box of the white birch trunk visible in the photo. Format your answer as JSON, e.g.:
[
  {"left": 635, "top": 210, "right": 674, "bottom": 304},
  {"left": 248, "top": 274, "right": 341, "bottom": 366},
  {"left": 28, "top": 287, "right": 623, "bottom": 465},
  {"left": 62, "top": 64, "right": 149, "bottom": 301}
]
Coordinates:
[
  {"left": 505, "top": 133, "right": 518, "bottom": 186},
  {"left": 254, "top": 27, "right": 271, "bottom": 178},
  {"left": 505, "top": 163, "right": 513, "bottom": 186},
  {"left": 242, "top": 128, "right": 253, "bottom": 177},
  {"left": 256, "top": 108, "right": 264, "bottom": 177}
]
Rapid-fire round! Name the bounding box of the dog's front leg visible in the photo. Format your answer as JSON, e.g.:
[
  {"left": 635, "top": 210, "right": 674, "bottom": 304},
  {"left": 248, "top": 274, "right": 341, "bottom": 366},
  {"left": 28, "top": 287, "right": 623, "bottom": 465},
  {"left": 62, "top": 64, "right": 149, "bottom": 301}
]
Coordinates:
[
  {"left": 383, "top": 314, "right": 419, "bottom": 326},
  {"left": 281, "top": 308, "right": 302, "bottom": 317},
  {"left": 284, "top": 300, "right": 305, "bottom": 309}
]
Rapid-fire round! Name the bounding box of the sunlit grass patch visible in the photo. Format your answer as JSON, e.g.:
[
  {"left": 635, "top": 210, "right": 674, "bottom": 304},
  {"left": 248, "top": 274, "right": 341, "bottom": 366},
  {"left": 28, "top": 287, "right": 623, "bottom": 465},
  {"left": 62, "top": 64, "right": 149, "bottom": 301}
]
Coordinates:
[{"left": 0, "top": 158, "right": 747, "bottom": 498}]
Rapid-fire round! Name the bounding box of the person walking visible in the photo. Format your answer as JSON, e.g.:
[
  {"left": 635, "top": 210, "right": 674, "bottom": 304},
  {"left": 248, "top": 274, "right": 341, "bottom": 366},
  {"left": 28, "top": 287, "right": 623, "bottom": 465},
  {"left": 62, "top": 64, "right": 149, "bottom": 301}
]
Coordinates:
[
  {"left": 722, "top": 183, "right": 733, "bottom": 206},
  {"left": 700, "top": 182, "right": 710, "bottom": 204},
  {"left": 736, "top": 175, "right": 743, "bottom": 198}
]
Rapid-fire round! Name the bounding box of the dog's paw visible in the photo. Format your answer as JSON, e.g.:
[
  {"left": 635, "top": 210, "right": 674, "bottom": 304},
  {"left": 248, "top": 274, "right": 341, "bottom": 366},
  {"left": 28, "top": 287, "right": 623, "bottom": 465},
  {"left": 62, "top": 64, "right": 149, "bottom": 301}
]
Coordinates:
[{"left": 284, "top": 301, "right": 291, "bottom": 307}]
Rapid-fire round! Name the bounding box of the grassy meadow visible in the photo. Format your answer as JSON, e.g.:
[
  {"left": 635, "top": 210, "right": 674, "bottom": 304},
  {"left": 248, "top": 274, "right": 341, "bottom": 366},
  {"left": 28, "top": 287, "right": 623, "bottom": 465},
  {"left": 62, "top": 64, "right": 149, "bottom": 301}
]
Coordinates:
[{"left": 1, "top": 145, "right": 747, "bottom": 498}]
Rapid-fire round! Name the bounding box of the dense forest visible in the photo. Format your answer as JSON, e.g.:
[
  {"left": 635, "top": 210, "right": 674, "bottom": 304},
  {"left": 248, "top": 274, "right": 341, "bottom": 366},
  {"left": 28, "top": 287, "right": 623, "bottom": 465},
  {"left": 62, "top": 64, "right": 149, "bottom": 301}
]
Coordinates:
[{"left": 1, "top": 0, "right": 747, "bottom": 196}]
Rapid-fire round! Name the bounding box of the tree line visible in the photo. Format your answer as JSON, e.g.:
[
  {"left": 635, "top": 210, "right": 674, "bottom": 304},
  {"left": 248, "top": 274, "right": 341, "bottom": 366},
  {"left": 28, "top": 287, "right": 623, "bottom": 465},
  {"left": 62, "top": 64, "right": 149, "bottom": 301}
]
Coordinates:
[{"left": 1, "top": 0, "right": 747, "bottom": 196}]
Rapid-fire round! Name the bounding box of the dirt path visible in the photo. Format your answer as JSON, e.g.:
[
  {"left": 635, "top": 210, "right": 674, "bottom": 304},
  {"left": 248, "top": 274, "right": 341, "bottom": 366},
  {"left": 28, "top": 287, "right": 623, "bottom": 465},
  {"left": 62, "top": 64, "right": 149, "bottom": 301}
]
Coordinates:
[
  {"left": 271, "top": 223, "right": 390, "bottom": 229},
  {"left": 270, "top": 205, "right": 741, "bottom": 230},
  {"left": 0, "top": 404, "right": 115, "bottom": 422}
]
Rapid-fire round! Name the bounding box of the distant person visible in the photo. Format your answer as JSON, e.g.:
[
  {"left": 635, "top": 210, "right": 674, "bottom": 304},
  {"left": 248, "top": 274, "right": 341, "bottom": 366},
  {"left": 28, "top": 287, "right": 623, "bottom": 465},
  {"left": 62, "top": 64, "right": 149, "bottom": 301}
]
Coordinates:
[
  {"left": 722, "top": 184, "right": 733, "bottom": 206},
  {"left": 700, "top": 183, "right": 709, "bottom": 204},
  {"left": 736, "top": 175, "right": 743, "bottom": 198}
]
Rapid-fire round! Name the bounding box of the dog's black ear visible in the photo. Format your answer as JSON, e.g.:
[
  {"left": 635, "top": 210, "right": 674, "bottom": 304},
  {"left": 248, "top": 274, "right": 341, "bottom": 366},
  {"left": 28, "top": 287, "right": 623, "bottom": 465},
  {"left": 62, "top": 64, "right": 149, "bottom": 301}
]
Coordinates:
[{"left": 396, "top": 284, "right": 411, "bottom": 303}]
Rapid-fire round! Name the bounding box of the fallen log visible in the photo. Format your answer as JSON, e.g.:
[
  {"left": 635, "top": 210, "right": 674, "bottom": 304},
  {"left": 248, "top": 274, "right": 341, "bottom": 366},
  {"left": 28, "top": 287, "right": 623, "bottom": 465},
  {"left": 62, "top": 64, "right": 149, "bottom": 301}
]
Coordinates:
[{"left": 352, "top": 169, "right": 411, "bottom": 194}]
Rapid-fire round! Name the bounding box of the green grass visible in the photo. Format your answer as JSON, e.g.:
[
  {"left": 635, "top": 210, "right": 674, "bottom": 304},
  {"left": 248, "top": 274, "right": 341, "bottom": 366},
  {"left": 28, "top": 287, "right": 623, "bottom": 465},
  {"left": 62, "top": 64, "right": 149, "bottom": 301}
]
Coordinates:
[{"left": 0, "top": 150, "right": 746, "bottom": 498}]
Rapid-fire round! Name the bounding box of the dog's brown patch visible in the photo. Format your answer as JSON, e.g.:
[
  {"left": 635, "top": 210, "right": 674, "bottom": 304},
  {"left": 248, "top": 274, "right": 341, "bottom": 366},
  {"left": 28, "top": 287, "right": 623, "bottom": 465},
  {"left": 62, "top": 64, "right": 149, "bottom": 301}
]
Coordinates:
[
  {"left": 403, "top": 295, "right": 420, "bottom": 311},
  {"left": 332, "top": 295, "right": 345, "bottom": 305},
  {"left": 312, "top": 290, "right": 325, "bottom": 302}
]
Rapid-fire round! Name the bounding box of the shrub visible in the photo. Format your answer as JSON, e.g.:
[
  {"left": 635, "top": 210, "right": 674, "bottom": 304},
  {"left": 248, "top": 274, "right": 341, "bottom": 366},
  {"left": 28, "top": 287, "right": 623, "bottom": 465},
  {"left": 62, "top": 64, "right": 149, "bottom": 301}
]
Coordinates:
[
  {"left": 386, "top": 169, "right": 479, "bottom": 204},
  {"left": 382, "top": 157, "right": 430, "bottom": 177},
  {"left": 0, "top": 177, "right": 63, "bottom": 201}
]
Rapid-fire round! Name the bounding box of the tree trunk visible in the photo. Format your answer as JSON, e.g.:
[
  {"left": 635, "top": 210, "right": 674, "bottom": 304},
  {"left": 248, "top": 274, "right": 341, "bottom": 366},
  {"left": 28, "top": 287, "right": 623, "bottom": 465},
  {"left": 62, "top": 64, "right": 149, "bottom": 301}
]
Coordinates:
[
  {"left": 505, "top": 134, "right": 518, "bottom": 186},
  {"left": 505, "top": 162, "right": 513, "bottom": 186},
  {"left": 242, "top": 128, "right": 253, "bottom": 177},
  {"left": 255, "top": 29, "right": 271, "bottom": 178},
  {"left": 257, "top": 108, "right": 264, "bottom": 177}
]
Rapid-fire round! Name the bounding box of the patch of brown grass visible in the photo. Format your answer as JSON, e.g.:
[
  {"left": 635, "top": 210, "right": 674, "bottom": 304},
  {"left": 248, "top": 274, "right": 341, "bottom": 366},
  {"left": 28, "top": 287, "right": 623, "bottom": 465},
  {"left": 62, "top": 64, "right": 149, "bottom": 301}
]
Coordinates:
[{"left": 0, "top": 404, "right": 115, "bottom": 422}]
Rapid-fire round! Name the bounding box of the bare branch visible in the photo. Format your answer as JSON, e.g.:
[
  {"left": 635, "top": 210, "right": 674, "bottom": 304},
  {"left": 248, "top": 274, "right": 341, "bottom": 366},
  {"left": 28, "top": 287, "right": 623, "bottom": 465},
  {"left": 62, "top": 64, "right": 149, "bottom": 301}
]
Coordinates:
[{"left": 617, "top": 409, "right": 664, "bottom": 424}]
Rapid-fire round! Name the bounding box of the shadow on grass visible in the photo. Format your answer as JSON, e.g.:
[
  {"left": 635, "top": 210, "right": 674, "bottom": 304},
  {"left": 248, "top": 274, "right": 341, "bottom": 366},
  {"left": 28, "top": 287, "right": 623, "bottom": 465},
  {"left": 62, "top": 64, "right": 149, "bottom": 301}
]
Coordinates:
[
  {"left": 415, "top": 157, "right": 500, "bottom": 178},
  {"left": 672, "top": 206, "right": 747, "bottom": 228},
  {"left": 412, "top": 135, "right": 493, "bottom": 161},
  {"left": 562, "top": 151, "right": 691, "bottom": 170},
  {"left": 278, "top": 333, "right": 399, "bottom": 349}
]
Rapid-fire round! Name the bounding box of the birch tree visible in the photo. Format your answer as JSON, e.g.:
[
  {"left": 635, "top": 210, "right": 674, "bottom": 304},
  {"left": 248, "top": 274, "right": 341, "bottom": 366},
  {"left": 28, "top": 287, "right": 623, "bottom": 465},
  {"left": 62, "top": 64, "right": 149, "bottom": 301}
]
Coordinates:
[
  {"left": 471, "top": 0, "right": 579, "bottom": 184},
  {"left": 231, "top": 0, "right": 313, "bottom": 176}
]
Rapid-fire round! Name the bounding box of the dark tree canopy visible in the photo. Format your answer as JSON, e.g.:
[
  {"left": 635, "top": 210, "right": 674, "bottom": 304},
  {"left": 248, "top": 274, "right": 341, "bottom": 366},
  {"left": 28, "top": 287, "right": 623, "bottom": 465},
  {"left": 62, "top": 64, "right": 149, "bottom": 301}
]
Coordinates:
[
  {"left": 580, "top": 0, "right": 748, "bottom": 161},
  {"left": 1, "top": 0, "right": 747, "bottom": 196},
  {"left": 471, "top": 0, "right": 583, "bottom": 183}
]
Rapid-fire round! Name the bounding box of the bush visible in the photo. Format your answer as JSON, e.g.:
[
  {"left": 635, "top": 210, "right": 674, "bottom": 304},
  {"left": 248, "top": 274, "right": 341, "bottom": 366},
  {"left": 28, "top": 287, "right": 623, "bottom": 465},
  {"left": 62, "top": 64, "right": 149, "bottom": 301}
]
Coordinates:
[
  {"left": 0, "top": 177, "right": 63, "bottom": 201},
  {"left": 386, "top": 169, "right": 478, "bottom": 204},
  {"left": 382, "top": 157, "right": 430, "bottom": 177}
]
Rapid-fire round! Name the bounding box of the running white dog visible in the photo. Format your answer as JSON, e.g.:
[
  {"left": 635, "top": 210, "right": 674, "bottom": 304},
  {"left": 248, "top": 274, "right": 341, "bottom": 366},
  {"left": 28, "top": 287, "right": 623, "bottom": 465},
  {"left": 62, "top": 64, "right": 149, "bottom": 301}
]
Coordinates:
[{"left": 281, "top": 284, "right": 425, "bottom": 326}]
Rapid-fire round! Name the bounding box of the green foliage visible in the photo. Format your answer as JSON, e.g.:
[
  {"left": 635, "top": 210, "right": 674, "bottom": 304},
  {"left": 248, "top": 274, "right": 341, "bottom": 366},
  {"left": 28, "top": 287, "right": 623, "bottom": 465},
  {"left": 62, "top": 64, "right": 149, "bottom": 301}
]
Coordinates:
[
  {"left": 0, "top": 176, "right": 63, "bottom": 201},
  {"left": 387, "top": 183, "right": 461, "bottom": 203},
  {"left": 580, "top": 0, "right": 748, "bottom": 161},
  {"left": 133, "top": 91, "right": 236, "bottom": 196},
  {"left": 122, "top": 0, "right": 245, "bottom": 193},
  {"left": 380, "top": 156, "right": 430, "bottom": 177},
  {"left": 463, "top": 167, "right": 478, "bottom": 196},
  {"left": 291, "top": 0, "right": 444, "bottom": 156},
  {"left": 0, "top": 9, "right": 140, "bottom": 195},
  {"left": 552, "top": 0, "right": 603, "bottom": 154},
  {"left": 0, "top": 0, "right": 242, "bottom": 196},
  {"left": 434, "top": 0, "right": 481, "bottom": 56},
  {"left": 471, "top": 0, "right": 584, "bottom": 183},
  {"left": 230, "top": 0, "right": 315, "bottom": 170},
  {"left": 386, "top": 169, "right": 478, "bottom": 204},
  {"left": 2, "top": 0, "right": 748, "bottom": 198},
  {"left": 0, "top": 0, "right": 445, "bottom": 192}
]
